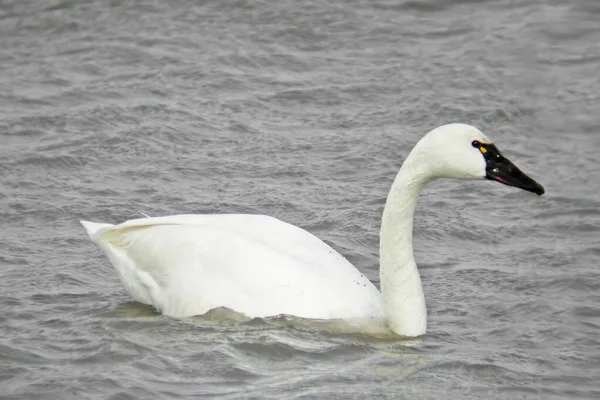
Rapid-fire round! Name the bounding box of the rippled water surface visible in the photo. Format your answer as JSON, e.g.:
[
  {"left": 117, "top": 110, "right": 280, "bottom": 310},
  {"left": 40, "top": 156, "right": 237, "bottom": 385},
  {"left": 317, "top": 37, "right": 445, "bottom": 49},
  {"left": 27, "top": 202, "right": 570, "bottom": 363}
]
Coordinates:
[{"left": 1, "top": 0, "right": 600, "bottom": 398}]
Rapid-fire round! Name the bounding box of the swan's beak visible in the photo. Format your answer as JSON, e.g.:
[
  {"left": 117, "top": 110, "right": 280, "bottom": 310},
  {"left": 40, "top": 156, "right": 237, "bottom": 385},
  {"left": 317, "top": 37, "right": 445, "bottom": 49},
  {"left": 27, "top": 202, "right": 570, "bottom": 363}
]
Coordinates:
[{"left": 480, "top": 144, "right": 545, "bottom": 196}]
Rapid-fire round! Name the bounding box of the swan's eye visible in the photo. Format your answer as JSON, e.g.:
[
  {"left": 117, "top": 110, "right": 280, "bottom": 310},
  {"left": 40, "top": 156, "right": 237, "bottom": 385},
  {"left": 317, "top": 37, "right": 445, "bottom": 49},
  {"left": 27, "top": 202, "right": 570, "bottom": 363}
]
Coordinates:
[{"left": 472, "top": 140, "right": 480, "bottom": 148}]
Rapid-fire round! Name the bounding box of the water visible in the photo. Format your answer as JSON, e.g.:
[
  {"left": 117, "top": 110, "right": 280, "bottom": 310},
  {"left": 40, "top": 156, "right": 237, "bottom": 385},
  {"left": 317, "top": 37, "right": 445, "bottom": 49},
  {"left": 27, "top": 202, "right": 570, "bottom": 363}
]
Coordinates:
[{"left": 1, "top": 0, "right": 599, "bottom": 398}]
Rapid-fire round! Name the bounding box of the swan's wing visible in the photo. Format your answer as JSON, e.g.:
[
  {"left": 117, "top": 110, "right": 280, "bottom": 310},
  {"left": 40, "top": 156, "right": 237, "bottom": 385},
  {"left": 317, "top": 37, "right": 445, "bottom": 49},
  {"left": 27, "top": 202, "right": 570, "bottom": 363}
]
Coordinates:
[
  {"left": 81, "top": 214, "right": 382, "bottom": 320},
  {"left": 84, "top": 214, "right": 349, "bottom": 267}
]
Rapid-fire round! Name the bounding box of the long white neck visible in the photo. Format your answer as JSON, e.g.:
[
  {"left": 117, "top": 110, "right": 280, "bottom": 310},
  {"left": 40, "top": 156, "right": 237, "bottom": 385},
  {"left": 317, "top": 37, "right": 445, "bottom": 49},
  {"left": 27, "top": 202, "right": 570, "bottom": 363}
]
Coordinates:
[{"left": 379, "top": 149, "right": 432, "bottom": 337}]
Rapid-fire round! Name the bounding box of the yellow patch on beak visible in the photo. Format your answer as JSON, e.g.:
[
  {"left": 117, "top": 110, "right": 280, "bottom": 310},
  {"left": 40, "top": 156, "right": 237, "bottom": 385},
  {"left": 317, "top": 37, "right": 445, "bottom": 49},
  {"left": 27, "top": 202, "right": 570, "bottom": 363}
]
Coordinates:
[{"left": 480, "top": 147, "right": 487, "bottom": 154}]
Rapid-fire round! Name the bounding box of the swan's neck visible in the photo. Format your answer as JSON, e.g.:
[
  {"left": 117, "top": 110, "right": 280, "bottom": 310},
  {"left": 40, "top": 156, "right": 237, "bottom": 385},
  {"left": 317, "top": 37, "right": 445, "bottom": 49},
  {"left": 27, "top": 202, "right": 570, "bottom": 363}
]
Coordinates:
[{"left": 380, "top": 152, "right": 431, "bottom": 337}]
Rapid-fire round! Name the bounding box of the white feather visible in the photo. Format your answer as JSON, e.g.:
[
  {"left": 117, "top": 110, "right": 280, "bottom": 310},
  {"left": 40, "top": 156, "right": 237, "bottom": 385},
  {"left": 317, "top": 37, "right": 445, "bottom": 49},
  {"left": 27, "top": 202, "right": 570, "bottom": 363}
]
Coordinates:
[{"left": 81, "top": 214, "right": 383, "bottom": 319}]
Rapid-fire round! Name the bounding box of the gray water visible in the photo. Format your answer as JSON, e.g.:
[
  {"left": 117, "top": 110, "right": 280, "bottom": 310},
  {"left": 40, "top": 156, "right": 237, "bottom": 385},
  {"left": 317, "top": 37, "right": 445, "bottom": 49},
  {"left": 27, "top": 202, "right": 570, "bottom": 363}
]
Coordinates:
[{"left": 1, "top": 0, "right": 599, "bottom": 398}]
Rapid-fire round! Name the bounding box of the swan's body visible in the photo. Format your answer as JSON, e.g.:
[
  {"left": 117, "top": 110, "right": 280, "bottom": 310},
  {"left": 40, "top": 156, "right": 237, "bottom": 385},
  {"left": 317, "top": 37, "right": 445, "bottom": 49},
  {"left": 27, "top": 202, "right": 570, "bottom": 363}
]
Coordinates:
[
  {"left": 82, "top": 124, "right": 544, "bottom": 337},
  {"left": 81, "top": 214, "right": 383, "bottom": 320}
]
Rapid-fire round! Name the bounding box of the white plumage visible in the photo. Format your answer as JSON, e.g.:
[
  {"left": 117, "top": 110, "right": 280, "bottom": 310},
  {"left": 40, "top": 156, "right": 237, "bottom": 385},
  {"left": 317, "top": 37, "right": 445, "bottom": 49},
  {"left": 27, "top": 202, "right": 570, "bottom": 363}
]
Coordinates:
[
  {"left": 81, "top": 214, "right": 383, "bottom": 320},
  {"left": 82, "top": 123, "right": 543, "bottom": 337}
]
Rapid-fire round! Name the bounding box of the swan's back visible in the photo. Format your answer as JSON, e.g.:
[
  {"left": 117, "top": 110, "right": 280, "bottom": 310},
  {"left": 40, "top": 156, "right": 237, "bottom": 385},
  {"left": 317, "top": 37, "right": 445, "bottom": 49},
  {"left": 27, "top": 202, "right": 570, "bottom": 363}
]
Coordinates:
[{"left": 82, "top": 214, "right": 382, "bottom": 320}]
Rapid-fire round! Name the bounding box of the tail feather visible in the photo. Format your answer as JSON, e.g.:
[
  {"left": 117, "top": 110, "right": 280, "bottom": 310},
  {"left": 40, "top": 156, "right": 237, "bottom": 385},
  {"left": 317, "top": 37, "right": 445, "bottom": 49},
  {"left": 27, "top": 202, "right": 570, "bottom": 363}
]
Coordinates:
[{"left": 80, "top": 220, "right": 114, "bottom": 240}]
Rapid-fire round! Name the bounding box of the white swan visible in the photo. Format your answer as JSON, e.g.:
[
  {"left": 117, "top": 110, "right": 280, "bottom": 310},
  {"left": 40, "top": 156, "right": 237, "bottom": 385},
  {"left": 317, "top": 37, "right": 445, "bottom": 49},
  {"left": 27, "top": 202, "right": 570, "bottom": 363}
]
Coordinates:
[{"left": 81, "top": 124, "right": 544, "bottom": 337}]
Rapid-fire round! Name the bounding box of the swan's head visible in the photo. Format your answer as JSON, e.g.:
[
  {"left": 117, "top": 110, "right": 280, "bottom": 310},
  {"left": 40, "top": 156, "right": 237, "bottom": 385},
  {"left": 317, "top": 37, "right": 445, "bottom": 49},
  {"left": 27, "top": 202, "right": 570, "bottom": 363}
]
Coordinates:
[{"left": 412, "top": 123, "right": 544, "bottom": 195}]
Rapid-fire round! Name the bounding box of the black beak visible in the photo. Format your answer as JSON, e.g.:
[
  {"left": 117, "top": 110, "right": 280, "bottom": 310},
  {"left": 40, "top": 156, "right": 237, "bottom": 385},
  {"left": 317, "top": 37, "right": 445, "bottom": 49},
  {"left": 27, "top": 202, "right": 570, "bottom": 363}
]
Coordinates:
[{"left": 480, "top": 143, "right": 545, "bottom": 196}]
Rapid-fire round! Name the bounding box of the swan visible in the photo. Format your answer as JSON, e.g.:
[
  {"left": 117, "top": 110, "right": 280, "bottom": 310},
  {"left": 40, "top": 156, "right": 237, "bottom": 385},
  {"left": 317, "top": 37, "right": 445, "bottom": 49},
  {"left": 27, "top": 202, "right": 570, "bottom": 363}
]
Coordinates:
[{"left": 81, "top": 123, "right": 544, "bottom": 337}]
